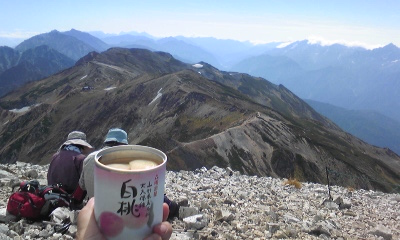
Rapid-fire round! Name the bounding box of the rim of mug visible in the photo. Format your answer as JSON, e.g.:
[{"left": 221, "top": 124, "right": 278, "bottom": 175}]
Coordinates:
[{"left": 94, "top": 144, "right": 167, "bottom": 173}]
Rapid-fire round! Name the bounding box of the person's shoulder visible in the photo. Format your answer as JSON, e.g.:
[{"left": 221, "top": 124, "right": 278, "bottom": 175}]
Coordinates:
[
  {"left": 71, "top": 152, "right": 87, "bottom": 162},
  {"left": 83, "top": 150, "right": 100, "bottom": 162},
  {"left": 52, "top": 151, "right": 60, "bottom": 158},
  {"left": 89, "top": 149, "right": 101, "bottom": 157}
]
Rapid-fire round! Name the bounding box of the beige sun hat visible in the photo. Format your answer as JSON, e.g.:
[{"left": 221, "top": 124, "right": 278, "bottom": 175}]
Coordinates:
[{"left": 62, "top": 131, "right": 94, "bottom": 149}]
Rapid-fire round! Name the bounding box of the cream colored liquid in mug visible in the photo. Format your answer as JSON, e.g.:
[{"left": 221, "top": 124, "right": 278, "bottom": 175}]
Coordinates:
[{"left": 105, "top": 158, "right": 159, "bottom": 170}]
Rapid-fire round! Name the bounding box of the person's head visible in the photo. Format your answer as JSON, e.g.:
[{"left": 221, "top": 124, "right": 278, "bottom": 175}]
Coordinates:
[
  {"left": 62, "top": 131, "right": 94, "bottom": 153},
  {"left": 104, "top": 128, "right": 128, "bottom": 147}
]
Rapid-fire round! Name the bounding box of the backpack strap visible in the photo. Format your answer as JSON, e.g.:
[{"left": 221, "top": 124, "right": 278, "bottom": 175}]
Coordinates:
[
  {"left": 21, "top": 192, "right": 41, "bottom": 209},
  {"left": 71, "top": 185, "right": 86, "bottom": 203},
  {"left": 41, "top": 185, "right": 69, "bottom": 197}
]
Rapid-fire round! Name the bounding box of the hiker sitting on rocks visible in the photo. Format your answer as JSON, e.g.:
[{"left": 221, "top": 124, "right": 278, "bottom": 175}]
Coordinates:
[
  {"left": 79, "top": 128, "right": 129, "bottom": 199},
  {"left": 47, "top": 131, "right": 94, "bottom": 194}
]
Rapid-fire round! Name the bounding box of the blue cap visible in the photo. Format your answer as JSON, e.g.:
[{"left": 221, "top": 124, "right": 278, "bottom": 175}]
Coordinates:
[{"left": 104, "top": 128, "right": 128, "bottom": 144}]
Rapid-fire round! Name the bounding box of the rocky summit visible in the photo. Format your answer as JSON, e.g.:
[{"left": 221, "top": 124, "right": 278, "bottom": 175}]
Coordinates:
[{"left": 0, "top": 162, "right": 399, "bottom": 240}]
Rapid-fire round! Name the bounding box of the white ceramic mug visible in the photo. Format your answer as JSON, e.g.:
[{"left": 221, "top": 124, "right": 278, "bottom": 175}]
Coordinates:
[{"left": 94, "top": 145, "right": 167, "bottom": 240}]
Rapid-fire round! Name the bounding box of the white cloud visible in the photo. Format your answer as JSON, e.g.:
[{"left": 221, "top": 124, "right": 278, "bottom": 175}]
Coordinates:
[
  {"left": 0, "top": 30, "right": 39, "bottom": 39},
  {"left": 307, "top": 35, "right": 384, "bottom": 50}
]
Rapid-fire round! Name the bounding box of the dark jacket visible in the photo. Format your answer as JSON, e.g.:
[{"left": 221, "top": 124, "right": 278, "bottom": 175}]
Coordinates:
[{"left": 47, "top": 149, "right": 86, "bottom": 194}]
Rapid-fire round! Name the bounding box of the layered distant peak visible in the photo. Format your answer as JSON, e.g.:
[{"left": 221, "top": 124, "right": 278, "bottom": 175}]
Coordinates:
[
  {"left": 372, "top": 43, "right": 400, "bottom": 59},
  {"left": 381, "top": 43, "right": 397, "bottom": 49},
  {"left": 15, "top": 30, "right": 97, "bottom": 61},
  {"left": 63, "top": 29, "right": 109, "bottom": 52}
]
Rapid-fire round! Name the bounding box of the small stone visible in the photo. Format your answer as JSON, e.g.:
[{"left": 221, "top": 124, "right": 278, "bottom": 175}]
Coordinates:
[
  {"left": 369, "top": 225, "right": 393, "bottom": 240},
  {"left": 344, "top": 210, "right": 357, "bottom": 217},
  {"left": 183, "top": 214, "right": 207, "bottom": 230},
  {"left": 323, "top": 200, "right": 339, "bottom": 210},
  {"left": 283, "top": 213, "right": 300, "bottom": 223},
  {"left": 179, "top": 207, "right": 199, "bottom": 219},
  {"left": 309, "top": 223, "right": 331, "bottom": 236},
  {"left": 177, "top": 198, "right": 189, "bottom": 207},
  {"left": 223, "top": 198, "right": 235, "bottom": 205},
  {"left": 200, "top": 200, "right": 211, "bottom": 210},
  {"left": 285, "top": 227, "right": 298, "bottom": 238},
  {"left": 0, "top": 224, "right": 9, "bottom": 234},
  {"left": 24, "top": 169, "right": 38, "bottom": 179},
  {"left": 268, "top": 223, "right": 280, "bottom": 234},
  {"left": 273, "top": 230, "right": 288, "bottom": 239}
]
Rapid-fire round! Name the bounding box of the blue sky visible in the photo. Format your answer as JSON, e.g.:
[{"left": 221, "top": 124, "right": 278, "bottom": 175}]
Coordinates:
[{"left": 1, "top": 0, "right": 400, "bottom": 48}]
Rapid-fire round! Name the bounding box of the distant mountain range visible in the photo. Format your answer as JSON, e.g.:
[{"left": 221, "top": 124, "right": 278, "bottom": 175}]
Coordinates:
[
  {"left": 1, "top": 48, "right": 399, "bottom": 193},
  {"left": 232, "top": 41, "right": 400, "bottom": 124},
  {"left": 0, "top": 29, "right": 108, "bottom": 97},
  {"left": 305, "top": 99, "right": 400, "bottom": 155},
  {"left": 0, "top": 29, "right": 399, "bottom": 156}
]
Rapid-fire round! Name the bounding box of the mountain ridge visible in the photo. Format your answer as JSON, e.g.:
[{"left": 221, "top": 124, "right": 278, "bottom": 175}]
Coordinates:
[
  {"left": 0, "top": 48, "right": 399, "bottom": 193},
  {"left": 1, "top": 30, "right": 398, "bottom": 159}
]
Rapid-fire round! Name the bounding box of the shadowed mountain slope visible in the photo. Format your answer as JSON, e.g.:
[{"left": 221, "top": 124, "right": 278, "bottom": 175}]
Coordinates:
[
  {"left": 0, "top": 45, "right": 75, "bottom": 97},
  {"left": 306, "top": 99, "right": 400, "bottom": 155},
  {"left": 0, "top": 46, "right": 20, "bottom": 74},
  {"left": 0, "top": 48, "right": 399, "bottom": 193}
]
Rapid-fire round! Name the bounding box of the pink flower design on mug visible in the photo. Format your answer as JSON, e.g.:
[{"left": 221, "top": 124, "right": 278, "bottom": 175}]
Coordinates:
[{"left": 99, "top": 211, "right": 124, "bottom": 237}]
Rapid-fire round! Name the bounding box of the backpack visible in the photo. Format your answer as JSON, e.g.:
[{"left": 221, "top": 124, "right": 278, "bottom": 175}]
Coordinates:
[{"left": 6, "top": 180, "right": 71, "bottom": 220}]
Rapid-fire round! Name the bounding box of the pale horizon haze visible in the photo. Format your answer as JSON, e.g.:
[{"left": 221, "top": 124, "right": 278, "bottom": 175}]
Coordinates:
[{"left": 1, "top": 0, "right": 400, "bottom": 49}]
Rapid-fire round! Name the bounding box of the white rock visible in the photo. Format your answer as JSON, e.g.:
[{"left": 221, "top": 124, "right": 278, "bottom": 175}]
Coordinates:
[
  {"left": 369, "top": 225, "right": 393, "bottom": 240},
  {"left": 183, "top": 214, "right": 207, "bottom": 230}
]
